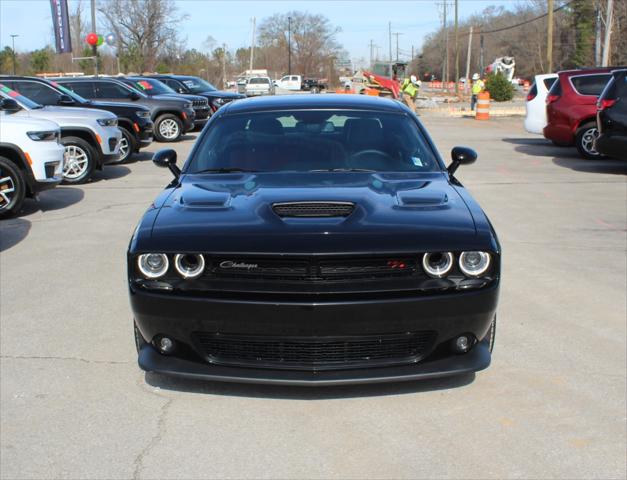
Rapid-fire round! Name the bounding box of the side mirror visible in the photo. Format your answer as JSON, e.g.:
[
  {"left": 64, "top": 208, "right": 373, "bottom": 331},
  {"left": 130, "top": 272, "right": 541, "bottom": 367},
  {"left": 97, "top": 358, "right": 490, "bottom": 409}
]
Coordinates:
[
  {"left": 58, "top": 94, "right": 74, "bottom": 105},
  {"left": 153, "top": 149, "right": 180, "bottom": 179},
  {"left": 129, "top": 91, "right": 141, "bottom": 100},
  {"left": 447, "top": 146, "right": 477, "bottom": 176},
  {"left": 177, "top": 88, "right": 186, "bottom": 94},
  {"left": 0, "top": 98, "right": 21, "bottom": 113}
]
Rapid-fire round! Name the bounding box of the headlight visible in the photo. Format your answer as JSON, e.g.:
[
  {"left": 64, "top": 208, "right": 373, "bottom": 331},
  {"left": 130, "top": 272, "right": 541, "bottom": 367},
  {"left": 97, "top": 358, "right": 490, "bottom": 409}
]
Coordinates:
[
  {"left": 422, "top": 252, "right": 454, "bottom": 278},
  {"left": 174, "top": 254, "right": 205, "bottom": 279},
  {"left": 135, "top": 110, "right": 151, "bottom": 118},
  {"left": 212, "top": 97, "right": 225, "bottom": 106},
  {"left": 27, "top": 130, "right": 59, "bottom": 141},
  {"left": 137, "top": 253, "right": 169, "bottom": 279},
  {"left": 97, "top": 118, "right": 118, "bottom": 127},
  {"left": 459, "top": 251, "right": 491, "bottom": 277}
]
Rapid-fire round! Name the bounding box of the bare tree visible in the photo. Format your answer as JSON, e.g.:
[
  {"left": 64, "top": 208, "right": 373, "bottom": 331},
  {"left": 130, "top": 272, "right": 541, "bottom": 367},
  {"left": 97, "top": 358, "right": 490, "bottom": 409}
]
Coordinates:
[{"left": 98, "top": 0, "right": 188, "bottom": 72}]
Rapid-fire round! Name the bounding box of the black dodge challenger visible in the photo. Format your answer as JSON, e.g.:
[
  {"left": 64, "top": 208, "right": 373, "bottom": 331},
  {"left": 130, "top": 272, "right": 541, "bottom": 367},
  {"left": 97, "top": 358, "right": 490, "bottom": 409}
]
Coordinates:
[{"left": 128, "top": 94, "right": 500, "bottom": 385}]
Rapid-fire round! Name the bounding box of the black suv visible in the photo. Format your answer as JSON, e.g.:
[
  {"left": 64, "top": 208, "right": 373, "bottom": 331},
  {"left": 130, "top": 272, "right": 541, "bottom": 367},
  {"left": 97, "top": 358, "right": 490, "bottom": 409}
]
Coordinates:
[
  {"left": 119, "top": 77, "right": 211, "bottom": 129},
  {"left": 147, "top": 74, "right": 244, "bottom": 114},
  {"left": 596, "top": 69, "right": 627, "bottom": 160},
  {"left": 55, "top": 77, "right": 195, "bottom": 142},
  {"left": 0, "top": 76, "right": 153, "bottom": 163}
]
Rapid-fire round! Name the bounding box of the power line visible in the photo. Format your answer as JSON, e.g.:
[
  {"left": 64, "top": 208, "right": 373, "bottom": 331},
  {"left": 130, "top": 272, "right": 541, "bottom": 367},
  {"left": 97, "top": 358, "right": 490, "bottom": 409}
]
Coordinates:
[{"left": 473, "top": 0, "right": 575, "bottom": 35}]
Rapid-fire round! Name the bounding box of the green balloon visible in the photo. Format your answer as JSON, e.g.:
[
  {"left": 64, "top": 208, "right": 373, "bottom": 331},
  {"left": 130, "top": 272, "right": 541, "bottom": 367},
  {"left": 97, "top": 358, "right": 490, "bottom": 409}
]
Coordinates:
[{"left": 96, "top": 35, "right": 104, "bottom": 46}]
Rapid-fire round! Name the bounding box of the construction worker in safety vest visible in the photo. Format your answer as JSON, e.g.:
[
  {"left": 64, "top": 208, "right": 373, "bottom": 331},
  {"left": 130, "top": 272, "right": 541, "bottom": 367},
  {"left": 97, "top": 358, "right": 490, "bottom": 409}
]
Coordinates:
[
  {"left": 400, "top": 75, "right": 421, "bottom": 113},
  {"left": 470, "top": 73, "right": 485, "bottom": 111}
]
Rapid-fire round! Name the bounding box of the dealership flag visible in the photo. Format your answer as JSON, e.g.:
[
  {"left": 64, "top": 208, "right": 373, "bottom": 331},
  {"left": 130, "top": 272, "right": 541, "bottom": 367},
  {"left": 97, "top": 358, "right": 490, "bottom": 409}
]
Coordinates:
[{"left": 49, "top": 0, "right": 72, "bottom": 54}]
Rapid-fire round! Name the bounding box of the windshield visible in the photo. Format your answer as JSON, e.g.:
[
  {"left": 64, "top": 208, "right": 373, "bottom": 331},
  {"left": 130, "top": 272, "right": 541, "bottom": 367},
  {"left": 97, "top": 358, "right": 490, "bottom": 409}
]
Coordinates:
[
  {"left": 180, "top": 77, "right": 216, "bottom": 93},
  {"left": 49, "top": 80, "right": 89, "bottom": 103},
  {"left": 131, "top": 78, "right": 176, "bottom": 95},
  {"left": 187, "top": 110, "right": 441, "bottom": 174},
  {"left": 0, "top": 83, "right": 42, "bottom": 109}
]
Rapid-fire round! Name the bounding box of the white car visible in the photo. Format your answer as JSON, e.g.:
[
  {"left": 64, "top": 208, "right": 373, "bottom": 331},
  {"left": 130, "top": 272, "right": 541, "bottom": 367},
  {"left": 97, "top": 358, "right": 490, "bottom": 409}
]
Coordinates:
[
  {"left": 274, "top": 75, "right": 302, "bottom": 91},
  {"left": 524, "top": 73, "right": 558, "bottom": 134},
  {"left": 0, "top": 84, "right": 122, "bottom": 184},
  {"left": 245, "top": 77, "right": 274, "bottom": 96},
  {"left": 0, "top": 112, "right": 64, "bottom": 217}
]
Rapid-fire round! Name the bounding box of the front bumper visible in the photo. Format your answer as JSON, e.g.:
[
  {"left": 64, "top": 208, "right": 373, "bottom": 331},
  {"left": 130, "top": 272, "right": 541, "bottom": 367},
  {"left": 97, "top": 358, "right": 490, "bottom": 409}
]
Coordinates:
[{"left": 131, "top": 282, "right": 499, "bottom": 385}]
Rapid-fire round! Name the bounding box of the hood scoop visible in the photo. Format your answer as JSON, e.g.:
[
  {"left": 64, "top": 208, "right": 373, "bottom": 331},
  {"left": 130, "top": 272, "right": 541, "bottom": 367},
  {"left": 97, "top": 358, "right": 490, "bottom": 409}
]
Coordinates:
[{"left": 272, "top": 201, "right": 355, "bottom": 218}]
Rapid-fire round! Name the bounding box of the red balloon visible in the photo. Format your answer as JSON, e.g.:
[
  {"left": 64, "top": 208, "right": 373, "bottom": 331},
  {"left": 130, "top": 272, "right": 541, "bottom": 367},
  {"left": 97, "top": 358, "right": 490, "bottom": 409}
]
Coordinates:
[{"left": 86, "top": 33, "right": 98, "bottom": 46}]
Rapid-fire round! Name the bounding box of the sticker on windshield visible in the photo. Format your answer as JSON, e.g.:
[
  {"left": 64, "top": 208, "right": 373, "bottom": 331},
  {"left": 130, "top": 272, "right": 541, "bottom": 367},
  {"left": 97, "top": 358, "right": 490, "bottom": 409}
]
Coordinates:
[
  {"left": 138, "top": 81, "right": 153, "bottom": 90},
  {"left": 412, "top": 156, "right": 423, "bottom": 167}
]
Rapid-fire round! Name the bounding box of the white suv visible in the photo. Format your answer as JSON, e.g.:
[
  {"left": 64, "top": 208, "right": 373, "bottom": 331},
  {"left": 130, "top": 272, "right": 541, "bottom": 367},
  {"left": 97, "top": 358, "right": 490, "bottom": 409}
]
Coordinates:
[
  {"left": 524, "top": 73, "right": 558, "bottom": 135},
  {"left": 0, "top": 84, "right": 122, "bottom": 184},
  {"left": 0, "top": 113, "right": 64, "bottom": 217}
]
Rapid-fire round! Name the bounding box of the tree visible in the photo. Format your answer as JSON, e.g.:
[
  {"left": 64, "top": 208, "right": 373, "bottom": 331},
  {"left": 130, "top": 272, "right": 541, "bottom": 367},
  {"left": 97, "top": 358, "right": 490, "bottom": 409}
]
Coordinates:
[
  {"left": 485, "top": 72, "right": 514, "bottom": 101},
  {"left": 0, "top": 46, "right": 14, "bottom": 74},
  {"left": 98, "top": 0, "right": 188, "bottom": 72},
  {"left": 30, "top": 48, "right": 52, "bottom": 73},
  {"left": 257, "top": 11, "right": 342, "bottom": 76}
]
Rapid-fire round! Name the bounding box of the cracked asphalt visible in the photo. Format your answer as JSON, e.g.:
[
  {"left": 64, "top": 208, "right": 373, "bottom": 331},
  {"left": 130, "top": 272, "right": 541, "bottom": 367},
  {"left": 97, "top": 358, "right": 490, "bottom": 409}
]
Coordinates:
[{"left": 1, "top": 117, "right": 625, "bottom": 480}]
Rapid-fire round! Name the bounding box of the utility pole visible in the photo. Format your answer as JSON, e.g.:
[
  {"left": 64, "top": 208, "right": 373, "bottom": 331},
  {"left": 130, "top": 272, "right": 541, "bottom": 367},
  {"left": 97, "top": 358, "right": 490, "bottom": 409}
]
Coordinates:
[
  {"left": 547, "top": 0, "right": 554, "bottom": 73},
  {"left": 222, "top": 43, "right": 227, "bottom": 89},
  {"left": 594, "top": 0, "right": 602, "bottom": 66},
  {"left": 464, "top": 26, "right": 473, "bottom": 95},
  {"left": 288, "top": 16, "right": 291, "bottom": 75},
  {"left": 443, "top": 2, "right": 449, "bottom": 87},
  {"left": 454, "top": 0, "right": 459, "bottom": 94},
  {"left": 90, "top": 0, "right": 98, "bottom": 76},
  {"left": 393, "top": 32, "right": 403, "bottom": 62},
  {"left": 10, "top": 34, "right": 18, "bottom": 75},
  {"left": 388, "top": 21, "right": 393, "bottom": 77},
  {"left": 369, "top": 39, "right": 375, "bottom": 69},
  {"left": 480, "top": 34, "right": 484, "bottom": 74},
  {"left": 249, "top": 17, "right": 256, "bottom": 72},
  {"left": 602, "top": 0, "right": 614, "bottom": 66}
]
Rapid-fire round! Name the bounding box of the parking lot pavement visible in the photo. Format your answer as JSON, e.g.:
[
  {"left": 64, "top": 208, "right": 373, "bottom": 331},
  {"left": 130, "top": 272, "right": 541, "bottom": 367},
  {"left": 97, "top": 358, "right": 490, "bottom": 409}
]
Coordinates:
[{"left": 1, "top": 117, "right": 625, "bottom": 480}]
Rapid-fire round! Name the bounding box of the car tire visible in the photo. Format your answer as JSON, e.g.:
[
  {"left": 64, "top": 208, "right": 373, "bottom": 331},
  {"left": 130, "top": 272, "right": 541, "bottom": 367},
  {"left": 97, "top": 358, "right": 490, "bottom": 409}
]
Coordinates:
[
  {"left": 0, "top": 156, "right": 26, "bottom": 218},
  {"left": 60, "top": 136, "right": 96, "bottom": 184},
  {"left": 114, "top": 127, "right": 136, "bottom": 164},
  {"left": 134, "top": 321, "right": 147, "bottom": 354},
  {"left": 310, "top": 86, "right": 320, "bottom": 94},
  {"left": 575, "top": 123, "right": 605, "bottom": 160},
  {"left": 154, "top": 114, "right": 183, "bottom": 142}
]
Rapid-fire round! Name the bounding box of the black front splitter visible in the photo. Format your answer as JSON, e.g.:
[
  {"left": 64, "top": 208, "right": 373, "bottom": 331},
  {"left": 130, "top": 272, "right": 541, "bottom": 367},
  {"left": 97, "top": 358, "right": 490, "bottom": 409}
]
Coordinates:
[{"left": 138, "top": 340, "right": 491, "bottom": 387}]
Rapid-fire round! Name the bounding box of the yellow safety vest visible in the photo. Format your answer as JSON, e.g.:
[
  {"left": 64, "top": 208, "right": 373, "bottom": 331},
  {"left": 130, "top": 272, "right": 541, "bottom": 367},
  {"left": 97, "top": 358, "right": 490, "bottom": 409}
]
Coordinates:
[
  {"left": 472, "top": 80, "right": 484, "bottom": 95},
  {"left": 401, "top": 79, "right": 418, "bottom": 97}
]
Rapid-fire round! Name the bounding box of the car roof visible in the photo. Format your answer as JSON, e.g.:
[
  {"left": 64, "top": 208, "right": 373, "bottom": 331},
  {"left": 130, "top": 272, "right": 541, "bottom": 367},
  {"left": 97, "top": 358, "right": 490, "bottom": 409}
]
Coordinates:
[
  {"left": 558, "top": 67, "right": 624, "bottom": 77},
  {"left": 223, "top": 94, "right": 405, "bottom": 114}
]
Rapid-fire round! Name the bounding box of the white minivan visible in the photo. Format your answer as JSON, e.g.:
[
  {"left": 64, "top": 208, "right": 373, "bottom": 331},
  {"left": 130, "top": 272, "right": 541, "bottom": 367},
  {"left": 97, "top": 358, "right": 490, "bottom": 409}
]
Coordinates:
[{"left": 524, "top": 73, "right": 558, "bottom": 135}]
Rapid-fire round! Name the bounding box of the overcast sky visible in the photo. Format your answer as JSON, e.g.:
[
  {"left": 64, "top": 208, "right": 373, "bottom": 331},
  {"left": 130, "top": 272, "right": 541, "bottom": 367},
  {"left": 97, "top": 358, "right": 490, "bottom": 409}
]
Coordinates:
[{"left": 1, "top": 0, "right": 522, "bottom": 63}]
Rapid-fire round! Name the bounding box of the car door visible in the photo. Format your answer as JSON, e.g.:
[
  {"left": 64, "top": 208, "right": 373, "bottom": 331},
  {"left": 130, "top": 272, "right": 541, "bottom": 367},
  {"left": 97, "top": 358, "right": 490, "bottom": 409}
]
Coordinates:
[
  {"left": 11, "top": 80, "right": 64, "bottom": 106},
  {"left": 278, "top": 76, "right": 290, "bottom": 89},
  {"left": 93, "top": 80, "right": 136, "bottom": 102},
  {"left": 61, "top": 81, "right": 96, "bottom": 100},
  {"left": 289, "top": 76, "right": 301, "bottom": 90}
]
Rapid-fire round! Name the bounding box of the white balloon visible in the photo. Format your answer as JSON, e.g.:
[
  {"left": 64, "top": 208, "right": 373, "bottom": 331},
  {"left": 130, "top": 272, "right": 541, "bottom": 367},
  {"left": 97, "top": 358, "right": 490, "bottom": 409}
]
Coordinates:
[{"left": 104, "top": 33, "right": 116, "bottom": 47}]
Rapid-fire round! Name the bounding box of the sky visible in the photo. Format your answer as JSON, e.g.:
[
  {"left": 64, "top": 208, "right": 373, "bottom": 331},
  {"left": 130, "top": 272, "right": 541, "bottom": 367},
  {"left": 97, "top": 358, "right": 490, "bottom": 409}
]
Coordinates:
[{"left": 1, "top": 0, "right": 524, "bottom": 65}]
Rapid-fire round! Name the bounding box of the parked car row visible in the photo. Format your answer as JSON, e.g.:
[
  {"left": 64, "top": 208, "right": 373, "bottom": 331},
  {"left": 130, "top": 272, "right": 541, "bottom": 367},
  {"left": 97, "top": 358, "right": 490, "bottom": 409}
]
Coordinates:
[
  {"left": 0, "top": 74, "right": 245, "bottom": 217},
  {"left": 524, "top": 67, "right": 627, "bottom": 160}
]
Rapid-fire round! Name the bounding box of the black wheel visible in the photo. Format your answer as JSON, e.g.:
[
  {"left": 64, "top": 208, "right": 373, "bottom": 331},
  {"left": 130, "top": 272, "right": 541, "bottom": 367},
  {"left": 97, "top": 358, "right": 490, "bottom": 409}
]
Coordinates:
[
  {"left": 575, "top": 123, "right": 605, "bottom": 160},
  {"left": 154, "top": 114, "right": 183, "bottom": 142},
  {"left": 134, "top": 321, "right": 147, "bottom": 354},
  {"left": 310, "top": 86, "right": 320, "bottom": 94},
  {"left": 60, "top": 136, "right": 96, "bottom": 184},
  {"left": 0, "top": 156, "right": 26, "bottom": 218},
  {"left": 114, "top": 127, "right": 136, "bottom": 164}
]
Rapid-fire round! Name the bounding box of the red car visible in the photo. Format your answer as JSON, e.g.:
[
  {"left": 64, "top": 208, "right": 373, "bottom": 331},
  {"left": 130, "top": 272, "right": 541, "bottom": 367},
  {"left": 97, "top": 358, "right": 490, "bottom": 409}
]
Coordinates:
[{"left": 543, "top": 68, "right": 615, "bottom": 159}]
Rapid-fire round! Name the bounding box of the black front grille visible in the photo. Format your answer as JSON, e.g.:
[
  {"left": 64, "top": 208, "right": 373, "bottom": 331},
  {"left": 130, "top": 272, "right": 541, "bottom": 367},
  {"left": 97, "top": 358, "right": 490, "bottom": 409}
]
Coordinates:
[
  {"left": 108, "top": 138, "right": 118, "bottom": 151},
  {"left": 44, "top": 162, "right": 58, "bottom": 179},
  {"left": 192, "top": 99, "right": 208, "bottom": 107},
  {"left": 195, "top": 331, "right": 436, "bottom": 370},
  {"left": 273, "top": 201, "right": 355, "bottom": 218}
]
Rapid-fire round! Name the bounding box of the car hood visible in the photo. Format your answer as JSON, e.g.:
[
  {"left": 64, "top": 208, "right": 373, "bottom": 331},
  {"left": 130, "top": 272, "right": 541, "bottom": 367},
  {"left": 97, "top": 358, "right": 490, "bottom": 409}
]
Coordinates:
[
  {"left": 147, "top": 172, "right": 482, "bottom": 254},
  {"left": 83, "top": 100, "right": 150, "bottom": 112},
  {"left": 196, "top": 90, "right": 245, "bottom": 99},
  {"left": 14, "top": 106, "right": 112, "bottom": 127},
  {"left": 150, "top": 93, "right": 206, "bottom": 103}
]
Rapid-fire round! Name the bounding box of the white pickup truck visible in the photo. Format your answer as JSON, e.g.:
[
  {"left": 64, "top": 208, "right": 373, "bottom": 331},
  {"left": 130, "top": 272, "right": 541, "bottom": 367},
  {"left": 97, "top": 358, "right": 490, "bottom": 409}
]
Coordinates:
[
  {"left": 274, "top": 75, "right": 302, "bottom": 91},
  {"left": 245, "top": 77, "right": 275, "bottom": 96}
]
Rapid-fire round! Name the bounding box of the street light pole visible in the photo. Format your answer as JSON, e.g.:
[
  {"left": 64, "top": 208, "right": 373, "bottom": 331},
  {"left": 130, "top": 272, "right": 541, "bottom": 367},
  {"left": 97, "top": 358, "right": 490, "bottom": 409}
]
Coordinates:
[
  {"left": 10, "top": 34, "right": 18, "bottom": 75},
  {"left": 288, "top": 16, "right": 292, "bottom": 75}
]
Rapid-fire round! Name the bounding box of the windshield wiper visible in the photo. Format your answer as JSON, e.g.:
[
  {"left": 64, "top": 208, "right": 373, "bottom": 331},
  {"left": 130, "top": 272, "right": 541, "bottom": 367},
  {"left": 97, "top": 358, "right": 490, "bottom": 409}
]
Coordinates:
[
  {"left": 309, "top": 168, "right": 376, "bottom": 173},
  {"left": 193, "top": 167, "right": 260, "bottom": 174}
]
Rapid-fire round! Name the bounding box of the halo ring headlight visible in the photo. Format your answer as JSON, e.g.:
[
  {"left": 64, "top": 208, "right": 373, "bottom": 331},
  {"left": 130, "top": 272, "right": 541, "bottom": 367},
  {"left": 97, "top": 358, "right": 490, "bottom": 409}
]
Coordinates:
[
  {"left": 422, "top": 252, "right": 454, "bottom": 278},
  {"left": 138, "top": 253, "right": 169, "bottom": 279},
  {"left": 174, "top": 253, "right": 205, "bottom": 279},
  {"left": 459, "top": 251, "right": 491, "bottom": 277}
]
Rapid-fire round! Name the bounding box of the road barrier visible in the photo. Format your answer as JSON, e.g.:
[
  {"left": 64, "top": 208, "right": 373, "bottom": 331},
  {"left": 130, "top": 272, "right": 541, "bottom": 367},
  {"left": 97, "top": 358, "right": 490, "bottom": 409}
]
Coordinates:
[{"left": 476, "top": 92, "right": 490, "bottom": 120}]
